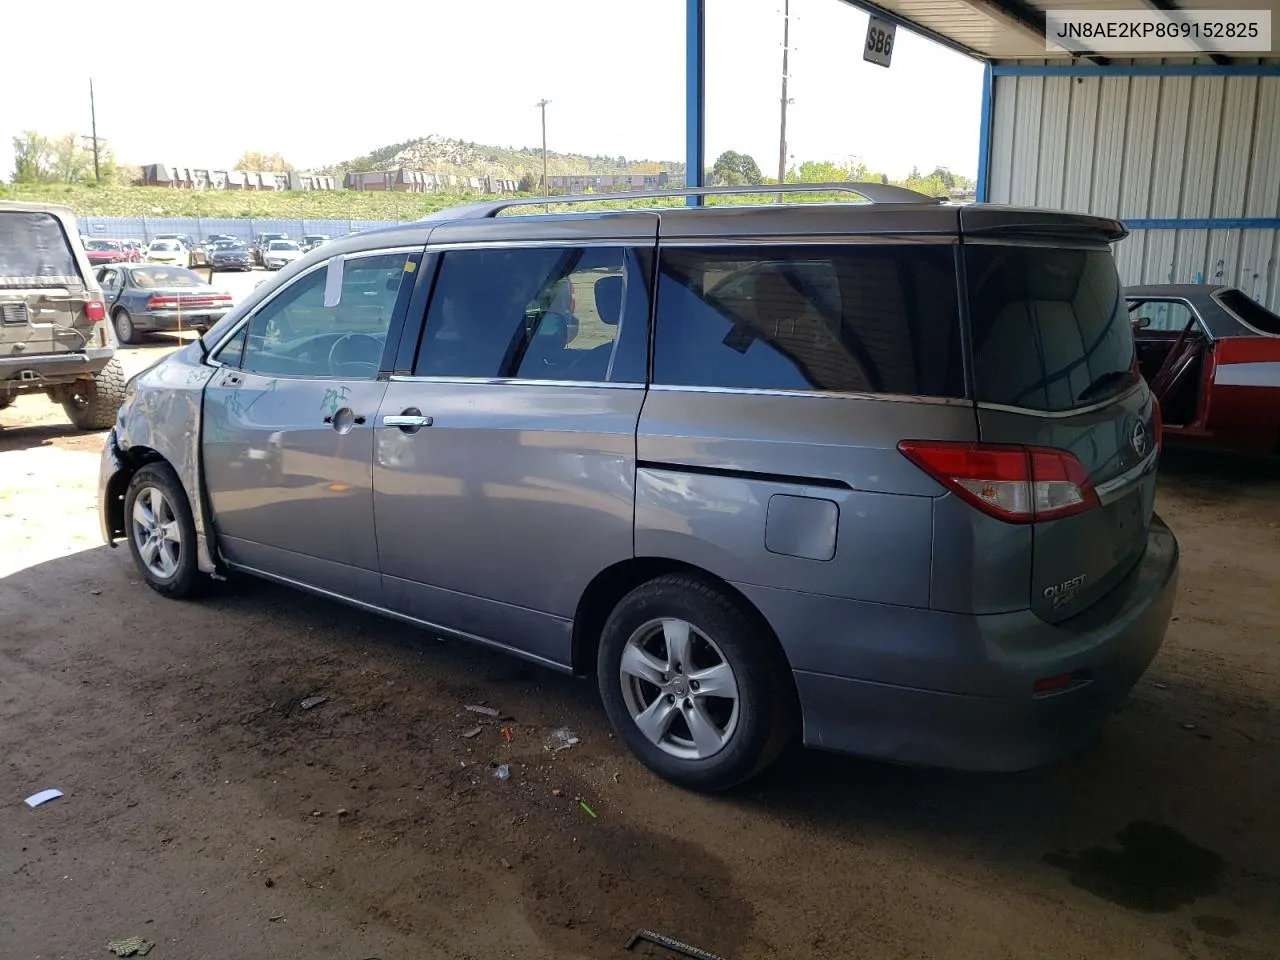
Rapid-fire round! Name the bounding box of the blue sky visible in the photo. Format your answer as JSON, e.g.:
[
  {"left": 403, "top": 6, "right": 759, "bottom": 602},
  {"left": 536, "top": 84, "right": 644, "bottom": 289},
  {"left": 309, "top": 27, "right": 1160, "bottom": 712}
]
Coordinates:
[{"left": 1, "top": 0, "right": 983, "bottom": 178}]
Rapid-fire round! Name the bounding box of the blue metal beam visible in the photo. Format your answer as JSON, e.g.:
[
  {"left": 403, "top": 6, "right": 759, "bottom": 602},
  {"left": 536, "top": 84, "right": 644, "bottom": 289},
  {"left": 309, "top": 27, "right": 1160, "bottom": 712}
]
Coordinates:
[
  {"left": 976, "top": 63, "right": 994, "bottom": 203},
  {"left": 1123, "top": 217, "right": 1280, "bottom": 230},
  {"left": 993, "top": 63, "right": 1280, "bottom": 77},
  {"left": 686, "top": 0, "right": 705, "bottom": 207}
]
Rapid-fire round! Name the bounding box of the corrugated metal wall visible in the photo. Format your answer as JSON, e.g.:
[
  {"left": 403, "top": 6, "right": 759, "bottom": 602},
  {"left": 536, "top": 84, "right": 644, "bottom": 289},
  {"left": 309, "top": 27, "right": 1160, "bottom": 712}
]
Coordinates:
[{"left": 988, "top": 62, "right": 1280, "bottom": 310}]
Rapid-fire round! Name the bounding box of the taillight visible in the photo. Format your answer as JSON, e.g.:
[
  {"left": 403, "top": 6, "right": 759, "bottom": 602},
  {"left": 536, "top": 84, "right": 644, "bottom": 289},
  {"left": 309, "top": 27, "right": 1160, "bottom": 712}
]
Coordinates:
[
  {"left": 84, "top": 299, "right": 105, "bottom": 322},
  {"left": 147, "top": 296, "right": 178, "bottom": 309},
  {"left": 898, "top": 440, "right": 1100, "bottom": 524}
]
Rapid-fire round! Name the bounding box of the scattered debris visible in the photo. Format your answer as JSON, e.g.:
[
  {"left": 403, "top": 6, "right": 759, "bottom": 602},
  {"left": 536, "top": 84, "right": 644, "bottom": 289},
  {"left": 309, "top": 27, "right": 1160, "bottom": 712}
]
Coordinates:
[
  {"left": 499, "top": 857, "right": 512, "bottom": 870},
  {"left": 1182, "top": 722, "right": 1198, "bottom": 731},
  {"left": 25, "top": 789, "right": 63, "bottom": 808},
  {"left": 501, "top": 725, "right": 513, "bottom": 743},
  {"left": 493, "top": 764, "right": 511, "bottom": 781},
  {"left": 465, "top": 704, "right": 501, "bottom": 718},
  {"left": 264, "top": 878, "right": 274, "bottom": 888},
  {"left": 548, "top": 727, "right": 581, "bottom": 752},
  {"left": 461, "top": 726, "right": 483, "bottom": 739},
  {"left": 106, "top": 937, "right": 156, "bottom": 957},
  {"left": 300, "top": 696, "right": 328, "bottom": 710},
  {"left": 612, "top": 772, "right": 621, "bottom": 784},
  {"left": 579, "top": 800, "right": 598, "bottom": 819},
  {"left": 1152, "top": 682, "right": 1169, "bottom": 690},
  {"left": 551, "top": 789, "right": 563, "bottom": 797},
  {"left": 310, "top": 810, "right": 322, "bottom": 817},
  {"left": 90, "top": 589, "right": 102, "bottom": 596},
  {"left": 269, "top": 914, "right": 285, "bottom": 922},
  {"left": 625, "top": 929, "right": 727, "bottom": 960},
  {"left": 336, "top": 808, "right": 349, "bottom": 818}
]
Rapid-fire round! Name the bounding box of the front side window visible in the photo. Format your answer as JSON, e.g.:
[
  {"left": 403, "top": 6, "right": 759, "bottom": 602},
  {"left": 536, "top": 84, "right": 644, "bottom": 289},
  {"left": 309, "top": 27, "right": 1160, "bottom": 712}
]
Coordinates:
[
  {"left": 967, "top": 244, "right": 1136, "bottom": 412},
  {"left": 1128, "top": 299, "right": 1197, "bottom": 333},
  {"left": 413, "top": 246, "right": 650, "bottom": 383},
  {"left": 240, "top": 252, "right": 410, "bottom": 379},
  {"left": 652, "top": 245, "right": 963, "bottom": 397}
]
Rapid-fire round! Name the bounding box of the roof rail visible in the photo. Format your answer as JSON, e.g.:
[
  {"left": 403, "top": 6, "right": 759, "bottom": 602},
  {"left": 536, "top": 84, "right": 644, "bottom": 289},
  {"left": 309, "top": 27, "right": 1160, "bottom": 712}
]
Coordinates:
[{"left": 418, "top": 182, "right": 942, "bottom": 221}]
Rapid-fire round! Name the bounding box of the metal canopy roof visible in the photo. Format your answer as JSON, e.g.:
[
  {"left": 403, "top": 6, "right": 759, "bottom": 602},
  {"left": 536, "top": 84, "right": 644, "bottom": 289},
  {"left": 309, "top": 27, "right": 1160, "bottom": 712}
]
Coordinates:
[{"left": 840, "top": 0, "right": 1280, "bottom": 62}]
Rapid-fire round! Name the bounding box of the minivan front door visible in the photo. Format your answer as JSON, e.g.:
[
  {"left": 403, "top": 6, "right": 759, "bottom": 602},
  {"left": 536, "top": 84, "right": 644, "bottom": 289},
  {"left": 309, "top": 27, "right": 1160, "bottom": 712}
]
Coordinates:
[
  {"left": 203, "top": 250, "right": 418, "bottom": 602},
  {"left": 373, "top": 231, "right": 656, "bottom": 668}
]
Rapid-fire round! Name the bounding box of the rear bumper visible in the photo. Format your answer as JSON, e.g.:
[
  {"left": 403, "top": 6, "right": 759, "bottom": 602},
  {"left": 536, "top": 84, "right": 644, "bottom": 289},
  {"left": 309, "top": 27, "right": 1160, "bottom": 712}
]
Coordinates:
[
  {"left": 739, "top": 515, "right": 1180, "bottom": 771},
  {"left": 134, "top": 309, "right": 229, "bottom": 332},
  {"left": 0, "top": 348, "right": 114, "bottom": 387}
]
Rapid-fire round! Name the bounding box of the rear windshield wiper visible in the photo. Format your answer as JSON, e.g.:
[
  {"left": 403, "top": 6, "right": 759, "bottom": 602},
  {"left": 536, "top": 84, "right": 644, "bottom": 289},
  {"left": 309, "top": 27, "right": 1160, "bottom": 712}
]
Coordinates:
[{"left": 1076, "top": 369, "right": 1135, "bottom": 404}]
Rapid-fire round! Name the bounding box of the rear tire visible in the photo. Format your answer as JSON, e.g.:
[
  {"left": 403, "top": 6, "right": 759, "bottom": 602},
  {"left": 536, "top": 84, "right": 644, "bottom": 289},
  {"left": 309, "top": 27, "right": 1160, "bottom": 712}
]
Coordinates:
[
  {"left": 597, "top": 574, "right": 797, "bottom": 791},
  {"left": 62, "top": 358, "right": 127, "bottom": 430},
  {"left": 124, "top": 462, "right": 201, "bottom": 599},
  {"left": 113, "top": 308, "right": 139, "bottom": 345}
]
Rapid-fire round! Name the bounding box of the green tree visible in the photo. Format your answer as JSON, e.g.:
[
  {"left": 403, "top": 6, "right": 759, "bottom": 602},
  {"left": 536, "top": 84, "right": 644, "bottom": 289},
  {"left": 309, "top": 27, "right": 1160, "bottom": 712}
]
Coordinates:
[
  {"left": 52, "top": 133, "right": 92, "bottom": 183},
  {"left": 235, "top": 151, "right": 294, "bottom": 172},
  {"left": 12, "top": 131, "right": 53, "bottom": 183},
  {"left": 711, "top": 150, "right": 762, "bottom": 186},
  {"left": 517, "top": 171, "right": 537, "bottom": 193},
  {"left": 929, "top": 166, "right": 956, "bottom": 189}
]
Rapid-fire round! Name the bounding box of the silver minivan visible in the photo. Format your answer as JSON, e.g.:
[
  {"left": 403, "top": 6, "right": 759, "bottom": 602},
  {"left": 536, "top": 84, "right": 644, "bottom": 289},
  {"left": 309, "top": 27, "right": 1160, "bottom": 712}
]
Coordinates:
[{"left": 99, "top": 186, "right": 1179, "bottom": 790}]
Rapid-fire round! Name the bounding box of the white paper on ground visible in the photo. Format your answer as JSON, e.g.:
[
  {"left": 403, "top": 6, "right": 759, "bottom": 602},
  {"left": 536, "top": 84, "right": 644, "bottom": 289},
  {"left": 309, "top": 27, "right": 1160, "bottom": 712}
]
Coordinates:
[{"left": 25, "top": 789, "right": 63, "bottom": 808}]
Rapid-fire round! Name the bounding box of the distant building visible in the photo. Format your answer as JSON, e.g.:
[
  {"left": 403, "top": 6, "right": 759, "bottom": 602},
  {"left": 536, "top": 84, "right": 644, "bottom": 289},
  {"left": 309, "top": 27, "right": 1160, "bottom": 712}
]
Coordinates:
[
  {"left": 140, "top": 163, "right": 338, "bottom": 192},
  {"left": 345, "top": 168, "right": 519, "bottom": 194},
  {"left": 545, "top": 172, "right": 681, "bottom": 194}
]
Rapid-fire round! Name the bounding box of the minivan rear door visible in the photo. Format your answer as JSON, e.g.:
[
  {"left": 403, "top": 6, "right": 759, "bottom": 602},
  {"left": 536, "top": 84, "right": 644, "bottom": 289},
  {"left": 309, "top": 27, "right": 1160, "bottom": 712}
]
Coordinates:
[
  {"left": 960, "top": 215, "right": 1159, "bottom": 623},
  {"left": 0, "top": 210, "right": 86, "bottom": 357}
]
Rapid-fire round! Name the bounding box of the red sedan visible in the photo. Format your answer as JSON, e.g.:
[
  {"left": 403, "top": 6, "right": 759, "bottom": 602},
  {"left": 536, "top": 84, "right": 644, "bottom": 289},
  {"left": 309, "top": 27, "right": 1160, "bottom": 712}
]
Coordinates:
[
  {"left": 84, "top": 238, "right": 129, "bottom": 267},
  {"left": 1128, "top": 284, "right": 1280, "bottom": 455}
]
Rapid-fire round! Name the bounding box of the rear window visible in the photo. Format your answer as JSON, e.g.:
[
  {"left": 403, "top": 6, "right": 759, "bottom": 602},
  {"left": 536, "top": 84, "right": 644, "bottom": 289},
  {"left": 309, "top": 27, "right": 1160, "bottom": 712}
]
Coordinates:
[
  {"left": 0, "top": 211, "right": 81, "bottom": 288},
  {"left": 1217, "top": 288, "right": 1280, "bottom": 335},
  {"left": 653, "top": 245, "right": 964, "bottom": 397},
  {"left": 966, "top": 244, "right": 1136, "bottom": 412}
]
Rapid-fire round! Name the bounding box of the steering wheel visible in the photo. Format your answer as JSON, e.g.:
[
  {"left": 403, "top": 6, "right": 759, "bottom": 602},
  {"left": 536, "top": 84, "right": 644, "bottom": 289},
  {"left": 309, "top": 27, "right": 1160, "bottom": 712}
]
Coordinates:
[{"left": 328, "top": 333, "right": 383, "bottom": 378}]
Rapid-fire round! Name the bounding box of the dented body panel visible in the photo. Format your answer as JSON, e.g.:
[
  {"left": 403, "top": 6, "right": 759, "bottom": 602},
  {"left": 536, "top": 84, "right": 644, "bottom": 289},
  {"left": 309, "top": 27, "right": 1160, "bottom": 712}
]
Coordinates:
[{"left": 99, "top": 340, "right": 220, "bottom": 572}]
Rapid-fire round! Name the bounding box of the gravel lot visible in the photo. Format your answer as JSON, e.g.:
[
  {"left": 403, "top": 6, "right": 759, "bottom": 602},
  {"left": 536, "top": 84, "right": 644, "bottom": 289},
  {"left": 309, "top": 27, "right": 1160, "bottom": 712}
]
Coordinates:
[{"left": 1, "top": 306, "right": 1278, "bottom": 959}]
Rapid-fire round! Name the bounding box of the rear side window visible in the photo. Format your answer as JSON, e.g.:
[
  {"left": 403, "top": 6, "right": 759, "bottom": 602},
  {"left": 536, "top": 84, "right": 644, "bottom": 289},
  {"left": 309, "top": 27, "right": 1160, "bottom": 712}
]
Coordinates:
[
  {"left": 1217, "top": 288, "right": 1280, "bottom": 335},
  {"left": 652, "top": 245, "right": 964, "bottom": 397},
  {"left": 966, "top": 244, "right": 1136, "bottom": 412},
  {"left": 0, "top": 212, "right": 81, "bottom": 288}
]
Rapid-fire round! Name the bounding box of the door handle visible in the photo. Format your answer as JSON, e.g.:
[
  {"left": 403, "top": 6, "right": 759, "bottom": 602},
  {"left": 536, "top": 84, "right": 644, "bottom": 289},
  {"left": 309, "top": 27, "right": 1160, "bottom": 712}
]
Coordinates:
[{"left": 383, "top": 414, "right": 432, "bottom": 428}]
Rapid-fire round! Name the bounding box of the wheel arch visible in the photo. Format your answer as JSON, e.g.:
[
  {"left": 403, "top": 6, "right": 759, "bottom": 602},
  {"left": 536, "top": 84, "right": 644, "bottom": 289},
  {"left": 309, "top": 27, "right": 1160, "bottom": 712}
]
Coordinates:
[
  {"left": 102, "top": 444, "right": 167, "bottom": 541},
  {"left": 570, "top": 556, "right": 792, "bottom": 678}
]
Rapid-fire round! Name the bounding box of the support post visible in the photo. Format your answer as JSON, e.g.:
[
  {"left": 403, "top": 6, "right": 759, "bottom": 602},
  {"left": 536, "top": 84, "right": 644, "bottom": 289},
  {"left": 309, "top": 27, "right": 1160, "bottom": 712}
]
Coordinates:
[
  {"left": 686, "top": 0, "right": 705, "bottom": 206},
  {"left": 976, "top": 62, "right": 993, "bottom": 203}
]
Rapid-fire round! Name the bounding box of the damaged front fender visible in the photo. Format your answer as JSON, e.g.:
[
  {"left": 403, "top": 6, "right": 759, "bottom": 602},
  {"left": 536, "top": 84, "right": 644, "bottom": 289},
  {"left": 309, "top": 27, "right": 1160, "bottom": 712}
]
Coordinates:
[{"left": 100, "top": 341, "right": 222, "bottom": 574}]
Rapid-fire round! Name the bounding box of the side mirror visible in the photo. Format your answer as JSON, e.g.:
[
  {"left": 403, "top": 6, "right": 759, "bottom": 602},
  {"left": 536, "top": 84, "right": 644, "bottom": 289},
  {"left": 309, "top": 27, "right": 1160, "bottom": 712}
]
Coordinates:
[{"left": 1131, "top": 315, "right": 1151, "bottom": 330}]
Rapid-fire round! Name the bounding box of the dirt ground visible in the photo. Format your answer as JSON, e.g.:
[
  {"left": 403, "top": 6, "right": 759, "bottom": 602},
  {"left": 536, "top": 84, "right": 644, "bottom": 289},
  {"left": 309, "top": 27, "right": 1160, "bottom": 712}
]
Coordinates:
[{"left": 2, "top": 349, "right": 1278, "bottom": 960}]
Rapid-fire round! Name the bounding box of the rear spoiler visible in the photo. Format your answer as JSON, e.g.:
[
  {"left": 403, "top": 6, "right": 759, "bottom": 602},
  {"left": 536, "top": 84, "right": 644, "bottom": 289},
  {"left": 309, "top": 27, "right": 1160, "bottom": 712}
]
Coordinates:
[{"left": 959, "top": 207, "right": 1128, "bottom": 243}]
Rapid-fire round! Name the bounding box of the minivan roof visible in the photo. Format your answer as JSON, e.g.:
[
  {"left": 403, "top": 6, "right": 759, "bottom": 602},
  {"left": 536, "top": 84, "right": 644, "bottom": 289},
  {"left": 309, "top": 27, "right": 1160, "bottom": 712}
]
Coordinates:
[{"left": 327, "top": 186, "right": 1126, "bottom": 257}]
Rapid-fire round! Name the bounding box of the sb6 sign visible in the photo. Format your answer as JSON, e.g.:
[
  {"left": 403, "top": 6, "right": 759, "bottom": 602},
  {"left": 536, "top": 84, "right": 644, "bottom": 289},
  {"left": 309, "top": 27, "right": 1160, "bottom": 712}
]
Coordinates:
[{"left": 864, "top": 16, "right": 896, "bottom": 67}]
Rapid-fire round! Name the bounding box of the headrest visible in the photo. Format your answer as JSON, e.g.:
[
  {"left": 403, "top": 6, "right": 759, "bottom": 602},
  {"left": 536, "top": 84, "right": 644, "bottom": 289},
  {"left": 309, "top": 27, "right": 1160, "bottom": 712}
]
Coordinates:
[{"left": 594, "top": 275, "right": 624, "bottom": 326}]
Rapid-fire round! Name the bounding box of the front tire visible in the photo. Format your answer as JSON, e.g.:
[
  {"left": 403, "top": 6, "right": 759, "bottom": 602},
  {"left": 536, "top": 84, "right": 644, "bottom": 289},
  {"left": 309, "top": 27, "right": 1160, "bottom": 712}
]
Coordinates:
[
  {"left": 124, "top": 462, "right": 200, "bottom": 599},
  {"left": 597, "top": 574, "right": 797, "bottom": 791},
  {"left": 62, "top": 358, "right": 127, "bottom": 430}
]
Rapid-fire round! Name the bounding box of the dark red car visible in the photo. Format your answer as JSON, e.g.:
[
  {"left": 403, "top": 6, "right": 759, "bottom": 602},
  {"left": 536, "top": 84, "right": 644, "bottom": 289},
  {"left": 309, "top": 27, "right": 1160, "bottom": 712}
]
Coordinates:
[
  {"left": 84, "top": 238, "right": 129, "bottom": 267},
  {"left": 1128, "top": 284, "right": 1280, "bottom": 455}
]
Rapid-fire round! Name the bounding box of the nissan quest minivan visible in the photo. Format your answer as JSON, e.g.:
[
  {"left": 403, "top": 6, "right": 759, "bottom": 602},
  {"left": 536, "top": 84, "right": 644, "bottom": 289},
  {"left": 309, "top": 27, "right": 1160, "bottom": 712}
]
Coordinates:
[{"left": 99, "top": 185, "right": 1179, "bottom": 790}]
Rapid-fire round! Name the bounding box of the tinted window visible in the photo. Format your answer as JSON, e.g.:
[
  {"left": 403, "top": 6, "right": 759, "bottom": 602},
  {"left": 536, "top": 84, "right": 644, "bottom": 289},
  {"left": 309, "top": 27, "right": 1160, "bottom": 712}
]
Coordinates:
[
  {"left": 652, "top": 245, "right": 963, "bottom": 396},
  {"left": 1218, "top": 288, "right": 1280, "bottom": 335},
  {"left": 0, "top": 212, "right": 80, "bottom": 288},
  {"left": 966, "top": 245, "right": 1136, "bottom": 412},
  {"left": 414, "top": 246, "right": 650, "bottom": 382},
  {"left": 241, "top": 253, "right": 409, "bottom": 378}
]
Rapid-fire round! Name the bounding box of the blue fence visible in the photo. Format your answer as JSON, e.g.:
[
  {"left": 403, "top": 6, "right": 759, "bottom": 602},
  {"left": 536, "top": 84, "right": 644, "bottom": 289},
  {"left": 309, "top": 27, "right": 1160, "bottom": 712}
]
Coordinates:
[{"left": 76, "top": 215, "right": 400, "bottom": 244}]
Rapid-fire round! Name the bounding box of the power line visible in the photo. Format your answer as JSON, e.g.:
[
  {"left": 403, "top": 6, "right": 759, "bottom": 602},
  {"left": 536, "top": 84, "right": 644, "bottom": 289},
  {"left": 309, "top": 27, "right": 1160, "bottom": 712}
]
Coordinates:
[{"left": 535, "top": 99, "right": 551, "bottom": 208}]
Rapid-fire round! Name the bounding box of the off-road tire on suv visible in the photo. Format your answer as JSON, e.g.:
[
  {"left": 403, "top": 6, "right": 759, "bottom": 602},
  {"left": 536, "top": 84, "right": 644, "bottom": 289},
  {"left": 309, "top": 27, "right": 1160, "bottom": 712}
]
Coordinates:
[
  {"left": 597, "top": 574, "right": 798, "bottom": 791},
  {"left": 0, "top": 397, "right": 12, "bottom": 411},
  {"left": 124, "top": 462, "right": 201, "bottom": 599},
  {"left": 62, "top": 357, "right": 126, "bottom": 430}
]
